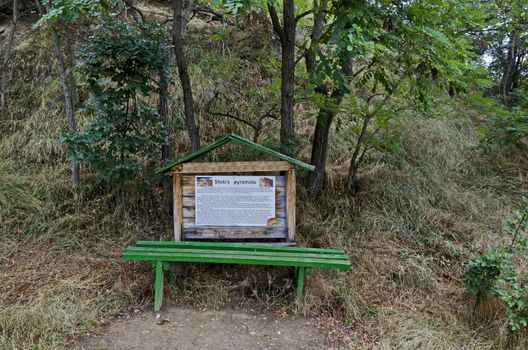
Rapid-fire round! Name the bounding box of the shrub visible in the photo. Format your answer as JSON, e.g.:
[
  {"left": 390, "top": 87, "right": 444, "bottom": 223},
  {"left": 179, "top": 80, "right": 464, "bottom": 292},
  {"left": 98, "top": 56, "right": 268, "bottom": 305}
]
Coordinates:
[
  {"left": 463, "top": 247, "right": 516, "bottom": 296},
  {"left": 61, "top": 17, "right": 169, "bottom": 182},
  {"left": 482, "top": 108, "right": 528, "bottom": 151},
  {"left": 463, "top": 198, "right": 528, "bottom": 331}
]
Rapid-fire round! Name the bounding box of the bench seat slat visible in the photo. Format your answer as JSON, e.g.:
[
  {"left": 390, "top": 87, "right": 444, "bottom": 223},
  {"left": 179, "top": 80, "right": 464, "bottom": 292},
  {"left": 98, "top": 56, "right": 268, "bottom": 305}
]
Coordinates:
[
  {"left": 123, "top": 251, "right": 350, "bottom": 270},
  {"left": 125, "top": 246, "right": 349, "bottom": 261},
  {"left": 134, "top": 240, "right": 346, "bottom": 255}
]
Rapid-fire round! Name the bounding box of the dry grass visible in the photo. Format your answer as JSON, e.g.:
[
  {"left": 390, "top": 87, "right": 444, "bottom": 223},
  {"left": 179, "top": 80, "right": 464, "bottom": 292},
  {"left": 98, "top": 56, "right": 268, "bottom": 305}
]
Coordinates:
[{"left": 293, "top": 115, "right": 527, "bottom": 348}]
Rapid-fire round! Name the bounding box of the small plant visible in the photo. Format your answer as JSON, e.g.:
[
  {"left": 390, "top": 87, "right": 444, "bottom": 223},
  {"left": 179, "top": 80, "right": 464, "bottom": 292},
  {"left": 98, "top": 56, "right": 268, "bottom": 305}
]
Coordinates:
[
  {"left": 499, "top": 282, "right": 528, "bottom": 331},
  {"left": 463, "top": 247, "right": 516, "bottom": 296},
  {"left": 463, "top": 198, "right": 528, "bottom": 331}
]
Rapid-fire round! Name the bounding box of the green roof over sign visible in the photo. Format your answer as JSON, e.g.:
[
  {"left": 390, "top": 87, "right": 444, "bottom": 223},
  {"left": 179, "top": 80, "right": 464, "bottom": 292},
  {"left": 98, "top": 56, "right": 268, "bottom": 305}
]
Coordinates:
[{"left": 156, "top": 133, "right": 315, "bottom": 174}]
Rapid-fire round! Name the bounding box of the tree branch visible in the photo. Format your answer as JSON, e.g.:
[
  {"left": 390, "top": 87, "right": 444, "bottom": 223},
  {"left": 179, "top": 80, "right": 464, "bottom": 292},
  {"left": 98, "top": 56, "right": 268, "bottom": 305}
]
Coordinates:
[
  {"left": 182, "top": 0, "right": 196, "bottom": 32},
  {"left": 209, "top": 111, "right": 258, "bottom": 129},
  {"left": 267, "top": 2, "right": 284, "bottom": 42},
  {"left": 303, "top": 0, "right": 327, "bottom": 73},
  {"left": 295, "top": 9, "right": 312, "bottom": 23},
  {"left": 194, "top": 6, "right": 236, "bottom": 26},
  {"left": 366, "top": 93, "right": 385, "bottom": 104},
  {"left": 122, "top": 0, "right": 145, "bottom": 22}
]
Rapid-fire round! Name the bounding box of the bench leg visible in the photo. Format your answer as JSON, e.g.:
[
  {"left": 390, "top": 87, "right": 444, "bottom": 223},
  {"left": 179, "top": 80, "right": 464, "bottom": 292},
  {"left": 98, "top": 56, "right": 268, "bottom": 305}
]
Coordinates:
[
  {"left": 296, "top": 267, "right": 306, "bottom": 304},
  {"left": 154, "top": 261, "right": 164, "bottom": 312}
]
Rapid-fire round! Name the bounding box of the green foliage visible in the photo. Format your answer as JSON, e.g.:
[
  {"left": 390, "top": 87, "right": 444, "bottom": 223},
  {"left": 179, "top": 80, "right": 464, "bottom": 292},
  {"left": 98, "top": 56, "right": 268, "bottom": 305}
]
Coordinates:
[
  {"left": 305, "top": 0, "right": 486, "bottom": 187},
  {"left": 463, "top": 198, "right": 528, "bottom": 331},
  {"left": 35, "top": 0, "right": 110, "bottom": 28},
  {"left": 225, "top": 0, "right": 248, "bottom": 14},
  {"left": 478, "top": 0, "right": 528, "bottom": 104},
  {"left": 484, "top": 108, "right": 528, "bottom": 151},
  {"left": 464, "top": 93, "right": 528, "bottom": 151},
  {"left": 463, "top": 247, "right": 515, "bottom": 296},
  {"left": 500, "top": 282, "right": 528, "bottom": 331},
  {"left": 348, "top": 1, "right": 480, "bottom": 99},
  {"left": 61, "top": 17, "right": 168, "bottom": 182}
]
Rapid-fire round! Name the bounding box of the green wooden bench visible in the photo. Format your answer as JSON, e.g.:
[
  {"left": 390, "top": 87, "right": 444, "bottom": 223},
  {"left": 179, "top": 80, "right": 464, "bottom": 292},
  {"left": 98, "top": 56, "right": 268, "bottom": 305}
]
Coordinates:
[{"left": 123, "top": 240, "right": 351, "bottom": 311}]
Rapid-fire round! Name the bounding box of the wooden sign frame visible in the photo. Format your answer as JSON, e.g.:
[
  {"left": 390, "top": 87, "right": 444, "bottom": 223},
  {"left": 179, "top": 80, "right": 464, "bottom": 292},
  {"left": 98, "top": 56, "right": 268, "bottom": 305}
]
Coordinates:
[{"left": 171, "top": 161, "right": 296, "bottom": 243}]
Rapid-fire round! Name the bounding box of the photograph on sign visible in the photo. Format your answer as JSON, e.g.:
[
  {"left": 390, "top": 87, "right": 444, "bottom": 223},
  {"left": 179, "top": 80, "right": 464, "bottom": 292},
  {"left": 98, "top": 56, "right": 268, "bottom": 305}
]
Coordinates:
[{"left": 195, "top": 175, "right": 276, "bottom": 226}]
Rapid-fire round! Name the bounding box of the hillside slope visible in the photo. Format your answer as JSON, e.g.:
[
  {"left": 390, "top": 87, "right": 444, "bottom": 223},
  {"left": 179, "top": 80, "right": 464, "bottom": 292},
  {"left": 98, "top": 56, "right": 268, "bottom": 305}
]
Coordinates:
[{"left": 1, "top": 7, "right": 528, "bottom": 350}]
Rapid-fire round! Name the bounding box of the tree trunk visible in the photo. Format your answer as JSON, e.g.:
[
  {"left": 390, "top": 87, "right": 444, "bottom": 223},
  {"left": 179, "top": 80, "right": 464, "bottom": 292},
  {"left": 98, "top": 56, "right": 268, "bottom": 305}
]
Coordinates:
[
  {"left": 182, "top": 0, "right": 196, "bottom": 34},
  {"left": 511, "top": 53, "right": 524, "bottom": 91},
  {"left": 172, "top": 0, "right": 200, "bottom": 152},
  {"left": 346, "top": 114, "right": 371, "bottom": 191},
  {"left": 268, "top": 0, "right": 295, "bottom": 154},
  {"left": 304, "top": 0, "right": 326, "bottom": 74},
  {"left": 279, "top": 0, "right": 295, "bottom": 153},
  {"left": 306, "top": 7, "right": 352, "bottom": 196},
  {"left": 51, "top": 33, "right": 80, "bottom": 188},
  {"left": 36, "top": 0, "right": 80, "bottom": 187},
  {"left": 158, "top": 70, "right": 171, "bottom": 160},
  {"left": 1, "top": 0, "right": 17, "bottom": 117},
  {"left": 308, "top": 107, "right": 334, "bottom": 195},
  {"left": 500, "top": 31, "right": 519, "bottom": 104},
  {"left": 305, "top": 0, "right": 340, "bottom": 196}
]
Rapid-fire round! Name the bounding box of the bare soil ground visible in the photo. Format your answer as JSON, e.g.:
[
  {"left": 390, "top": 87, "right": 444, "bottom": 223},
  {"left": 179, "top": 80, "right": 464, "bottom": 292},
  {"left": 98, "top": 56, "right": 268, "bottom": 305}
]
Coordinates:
[{"left": 75, "top": 306, "right": 341, "bottom": 350}]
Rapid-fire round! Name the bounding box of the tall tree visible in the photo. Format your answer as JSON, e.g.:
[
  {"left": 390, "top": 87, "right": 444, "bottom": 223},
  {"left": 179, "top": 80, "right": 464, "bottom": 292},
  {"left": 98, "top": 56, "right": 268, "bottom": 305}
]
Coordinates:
[
  {"left": 339, "top": 0, "right": 481, "bottom": 190},
  {"left": 304, "top": 0, "right": 353, "bottom": 195},
  {"left": 268, "top": 0, "right": 296, "bottom": 153},
  {"left": 480, "top": 0, "right": 527, "bottom": 105},
  {"left": 304, "top": 0, "right": 482, "bottom": 194},
  {"left": 172, "top": 0, "right": 201, "bottom": 151},
  {"left": 219, "top": 0, "right": 313, "bottom": 152}
]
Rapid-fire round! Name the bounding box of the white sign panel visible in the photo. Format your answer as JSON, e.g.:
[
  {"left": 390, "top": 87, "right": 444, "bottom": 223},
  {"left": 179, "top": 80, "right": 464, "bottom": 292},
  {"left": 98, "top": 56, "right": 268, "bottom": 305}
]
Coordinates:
[{"left": 195, "top": 175, "right": 276, "bottom": 227}]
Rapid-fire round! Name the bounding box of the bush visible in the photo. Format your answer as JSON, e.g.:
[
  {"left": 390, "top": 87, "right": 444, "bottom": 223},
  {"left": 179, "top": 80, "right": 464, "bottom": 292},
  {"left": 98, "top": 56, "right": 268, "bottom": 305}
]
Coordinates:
[
  {"left": 482, "top": 106, "right": 528, "bottom": 152},
  {"left": 61, "top": 17, "right": 169, "bottom": 182},
  {"left": 463, "top": 198, "right": 528, "bottom": 331},
  {"left": 463, "top": 247, "right": 515, "bottom": 296}
]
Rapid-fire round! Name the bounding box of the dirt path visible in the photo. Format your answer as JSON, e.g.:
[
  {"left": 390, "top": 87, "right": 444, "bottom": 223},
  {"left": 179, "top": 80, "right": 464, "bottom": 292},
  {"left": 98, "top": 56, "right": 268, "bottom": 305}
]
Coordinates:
[{"left": 76, "top": 306, "right": 341, "bottom": 350}]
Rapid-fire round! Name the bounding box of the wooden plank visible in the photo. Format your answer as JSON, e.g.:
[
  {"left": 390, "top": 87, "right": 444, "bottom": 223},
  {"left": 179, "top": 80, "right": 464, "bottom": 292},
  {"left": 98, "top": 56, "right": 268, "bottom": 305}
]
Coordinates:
[
  {"left": 184, "top": 226, "right": 286, "bottom": 233},
  {"left": 173, "top": 173, "right": 183, "bottom": 241},
  {"left": 182, "top": 205, "right": 287, "bottom": 219},
  {"left": 183, "top": 217, "right": 287, "bottom": 228},
  {"left": 184, "top": 227, "right": 286, "bottom": 234},
  {"left": 286, "top": 166, "right": 296, "bottom": 242},
  {"left": 176, "top": 161, "right": 291, "bottom": 174},
  {"left": 182, "top": 197, "right": 287, "bottom": 211},
  {"left": 183, "top": 231, "right": 287, "bottom": 240},
  {"left": 129, "top": 246, "right": 349, "bottom": 261},
  {"left": 182, "top": 186, "right": 285, "bottom": 197},
  {"left": 182, "top": 175, "right": 286, "bottom": 187},
  {"left": 126, "top": 247, "right": 349, "bottom": 260},
  {"left": 123, "top": 251, "right": 351, "bottom": 269},
  {"left": 135, "top": 240, "right": 346, "bottom": 254}
]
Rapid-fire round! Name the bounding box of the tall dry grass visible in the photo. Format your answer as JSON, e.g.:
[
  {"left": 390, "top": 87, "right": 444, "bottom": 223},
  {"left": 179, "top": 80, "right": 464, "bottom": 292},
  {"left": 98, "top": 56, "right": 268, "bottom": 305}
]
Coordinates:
[{"left": 294, "top": 115, "right": 527, "bottom": 349}]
